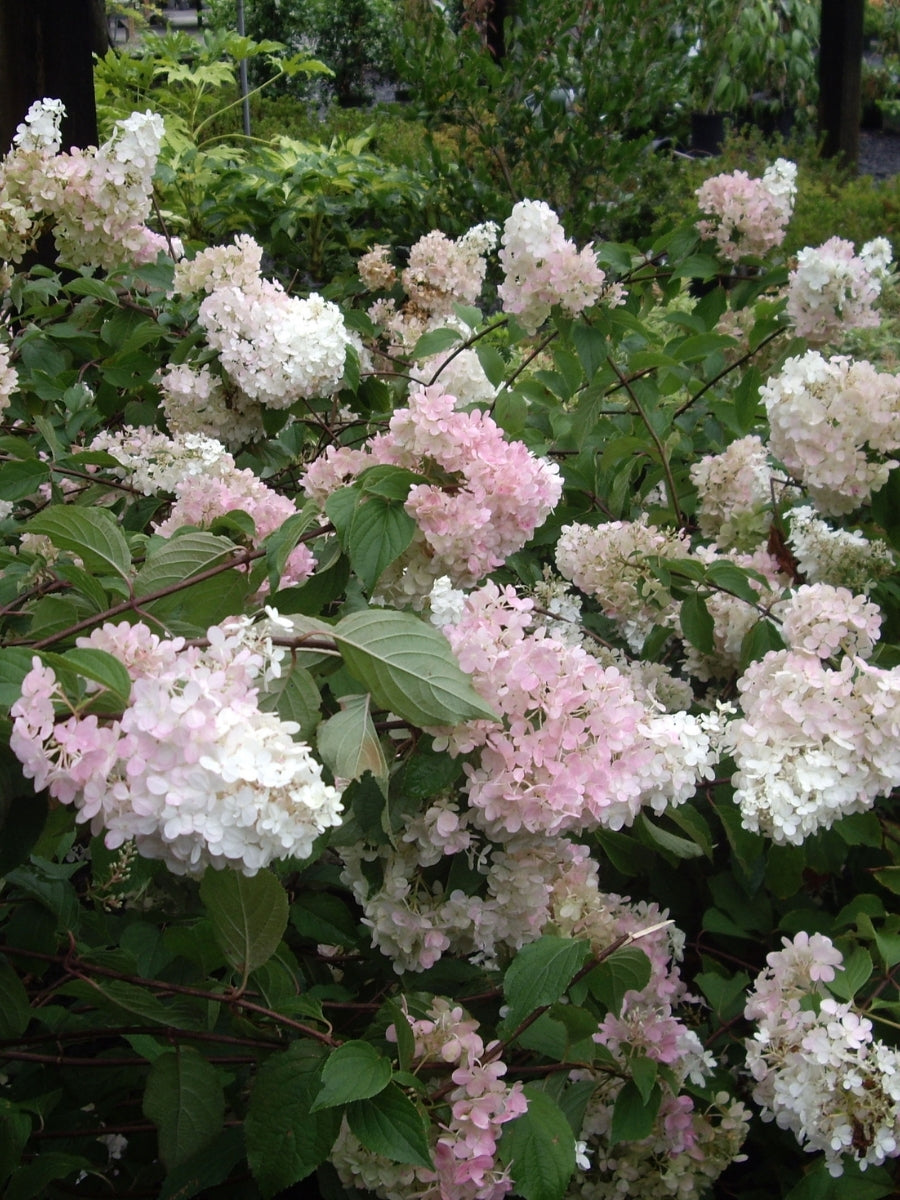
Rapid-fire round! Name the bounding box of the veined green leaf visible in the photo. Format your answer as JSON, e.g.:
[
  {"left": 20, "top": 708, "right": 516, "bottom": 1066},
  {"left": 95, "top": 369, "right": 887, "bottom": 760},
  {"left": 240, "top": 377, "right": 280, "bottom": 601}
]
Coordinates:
[
  {"left": 333, "top": 609, "right": 498, "bottom": 726},
  {"left": 27, "top": 506, "right": 131, "bottom": 579},
  {"left": 317, "top": 694, "right": 389, "bottom": 795},
  {"left": 199, "top": 869, "right": 289, "bottom": 978},
  {"left": 311, "top": 1040, "right": 392, "bottom": 1110},
  {"left": 143, "top": 1048, "right": 225, "bottom": 1170}
]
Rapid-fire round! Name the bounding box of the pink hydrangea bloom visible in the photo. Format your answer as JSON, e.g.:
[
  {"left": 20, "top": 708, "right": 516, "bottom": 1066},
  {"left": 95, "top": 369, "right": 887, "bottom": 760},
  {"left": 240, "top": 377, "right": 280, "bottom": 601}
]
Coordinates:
[{"left": 696, "top": 158, "right": 796, "bottom": 261}]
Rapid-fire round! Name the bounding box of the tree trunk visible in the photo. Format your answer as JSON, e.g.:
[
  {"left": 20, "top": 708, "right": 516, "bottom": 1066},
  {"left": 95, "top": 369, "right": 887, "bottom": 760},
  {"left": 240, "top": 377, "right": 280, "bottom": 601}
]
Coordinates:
[
  {"left": 818, "top": 0, "right": 864, "bottom": 165},
  {"left": 0, "top": 0, "right": 98, "bottom": 154}
]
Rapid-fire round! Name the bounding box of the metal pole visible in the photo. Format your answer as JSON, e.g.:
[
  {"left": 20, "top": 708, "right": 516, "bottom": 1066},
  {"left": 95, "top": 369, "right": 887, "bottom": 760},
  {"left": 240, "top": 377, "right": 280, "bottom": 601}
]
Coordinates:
[{"left": 236, "top": 0, "right": 251, "bottom": 137}]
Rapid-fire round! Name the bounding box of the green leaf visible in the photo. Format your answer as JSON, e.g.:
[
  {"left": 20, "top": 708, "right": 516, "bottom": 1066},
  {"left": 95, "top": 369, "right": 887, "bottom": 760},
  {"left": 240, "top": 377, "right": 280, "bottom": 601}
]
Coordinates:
[
  {"left": 246, "top": 1044, "right": 339, "bottom": 1197},
  {"left": 0, "top": 746, "right": 47, "bottom": 875},
  {"left": 679, "top": 592, "right": 715, "bottom": 654},
  {"left": 27, "top": 506, "right": 131, "bottom": 579},
  {"left": 637, "top": 814, "right": 705, "bottom": 860},
  {"left": 384, "top": 999, "right": 416, "bottom": 1072},
  {"left": 0, "top": 956, "right": 30, "bottom": 1039},
  {"left": 873, "top": 865, "right": 900, "bottom": 895},
  {"left": 40, "top": 647, "right": 133, "bottom": 709},
  {"left": 704, "top": 560, "right": 763, "bottom": 604},
  {"left": 572, "top": 323, "right": 607, "bottom": 381},
  {"left": 0, "top": 459, "right": 50, "bottom": 502},
  {"left": 317, "top": 694, "right": 389, "bottom": 795},
  {"left": 291, "top": 891, "right": 361, "bottom": 947},
  {"left": 199, "top": 869, "right": 289, "bottom": 978},
  {"left": 312, "top": 1040, "right": 393, "bottom": 1110},
  {"left": 610, "top": 1080, "right": 661, "bottom": 1144},
  {"left": 497, "top": 1086, "right": 575, "bottom": 1200},
  {"left": 827, "top": 947, "right": 873, "bottom": 1001},
  {"left": 263, "top": 505, "right": 319, "bottom": 594},
  {"left": 584, "top": 948, "right": 652, "bottom": 1014},
  {"left": 143, "top": 1048, "right": 225, "bottom": 1170},
  {"left": 158, "top": 1127, "right": 246, "bottom": 1200},
  {"left": 411, "top": 326, "right": 463, "bottom": 360},
  {"left": 4, "top": 1152, "right": 90, "bottom": 1200},
  {"left": 739, "top": 618, "right": 785, "bottom": 669},
  {"left": 503, "top": 936, "right": 590, "bottom": 1029},
  {"left": 630, "top": 1055, "right": 659, "bottom": 1104},
  {"left": 348, "top": 495, "right": 417, "bottom": 592},
  {"left": 258, "top": 662, "right": 322, "bottom": 740},
  {"left": 333, "top": 609, "right": 498, "bottom": 726},
  {"left": 132, "top": 531, "right": 237, "bottom": 596},
  {"left": 346, "top": 1083, "right": 433, "bottom": 1169},
  {"left": 357, "top": 465, "right": 427, "bottom": 501}
]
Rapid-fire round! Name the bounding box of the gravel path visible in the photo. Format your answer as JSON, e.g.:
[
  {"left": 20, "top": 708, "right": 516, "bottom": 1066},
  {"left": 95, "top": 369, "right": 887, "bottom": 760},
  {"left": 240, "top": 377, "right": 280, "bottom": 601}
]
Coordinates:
[{"left": 859, "top": 130, "right": 900, "bottom": 180}]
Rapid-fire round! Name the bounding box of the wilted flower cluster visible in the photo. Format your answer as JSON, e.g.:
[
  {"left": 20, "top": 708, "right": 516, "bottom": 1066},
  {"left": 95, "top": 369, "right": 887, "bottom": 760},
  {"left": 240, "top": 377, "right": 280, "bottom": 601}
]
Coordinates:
[
  {"left": 785, "top": 236, "right": 893, "bottom": 344},
  {"left": 0, "top": 99, "right": 167, "bottom": 270},
  {"left": 303, "top": 383, "right": 562, "bottom": 598},
  {"left": 497, "top": 199, "right": 617, "bottom": 333},
  {"left": 745, "top": 932, "right": 900, "bottom": 1176},
  {"left": 762, "top": 351, "right": 900, "bottom": 515},
  {"left": 10, "top": 617, "right": 343, "bottom": 875},
  {"left": 334, "top": 998, "right": 526, "bottom": 1200},
  {"left": 696, "top": 158, "right": 797, "bottom": 261}
]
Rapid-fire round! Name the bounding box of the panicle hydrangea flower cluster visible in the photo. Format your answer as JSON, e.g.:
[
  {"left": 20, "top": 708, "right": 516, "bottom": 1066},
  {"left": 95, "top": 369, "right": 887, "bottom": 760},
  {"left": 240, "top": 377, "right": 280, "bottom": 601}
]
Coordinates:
[
  {"left": 157, "top": 362, "right": 268, "bottom": 449},
  {"left": 690, "top": 435, "right": 776, "bottom": 550},
  {"left": 744, "top": 932, "right": 900, "bottom": 1176},
  {"left": 780, "top": 583, "right": 882, "bottom": 660},
  {"left": 90, "top": 426, "right": 232, "bottom": 496},
  {"left": 171, "top": 234, "right": 350, "bottom": 413},
  {"left": 762, "top": 351, "right": 900, "bottom": 516},
  {"left": 333, "top": 998, "right": 526, "bottom": 1200},
  {"left": 0, "top": 99, "right": 167, "bottom": 270},
  {"left": 303, "top": 383, "right": 562, "bottom": 599},
  {"left": 0, "top": 337, "right": 18, "bottom": 414},
  {"left": 555, "top": 891, "right": 750, "bottom": 1200},
  {"left": 432, "top": 582, "right": 724, "bottom": 839},
  {"left": 785, "top": 236, "right": 893, "bottom": 344},
  {"left": 726, "top": 647, "right": 900, "bottom": 843},
  {"left": 556, "top": 516, "right": 691, "bottom": 650},
  {"left": 401, "top": 223, "right": 499, "bottom": 318},
  {"left": 497, "top": 199, "right": 619, "bottom": 333},
  {"left": 696, "top": 158, "right": 797, "bottom": 262},
  {"left": 786, "top": 506, "right": 895, "bottom": 594},
  {"left": 9, "top": 616, "right": 343, "bottom": 875}
]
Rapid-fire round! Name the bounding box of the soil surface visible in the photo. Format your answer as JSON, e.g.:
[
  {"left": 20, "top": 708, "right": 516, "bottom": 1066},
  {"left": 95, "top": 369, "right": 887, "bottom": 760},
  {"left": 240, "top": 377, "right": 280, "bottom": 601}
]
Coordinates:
[{"left": 859, "top": 129, "right": 900, "bottom": 180}]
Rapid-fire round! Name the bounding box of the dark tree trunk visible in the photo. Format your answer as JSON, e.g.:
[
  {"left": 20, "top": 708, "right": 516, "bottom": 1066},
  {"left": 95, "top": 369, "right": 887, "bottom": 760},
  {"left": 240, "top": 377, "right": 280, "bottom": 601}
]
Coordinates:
[
  {"left": 818, "top": 0, "right": 864, "bottom": 165},
  {"left": 0, "top": 0, "right": 98, "bottom": 154}
]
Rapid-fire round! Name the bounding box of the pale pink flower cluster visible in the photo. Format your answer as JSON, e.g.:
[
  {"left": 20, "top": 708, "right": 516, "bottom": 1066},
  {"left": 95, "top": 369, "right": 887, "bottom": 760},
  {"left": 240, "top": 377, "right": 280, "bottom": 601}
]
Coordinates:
[
  {"left": 786, "top": 236, "right": 893, "bottom": 343},
  {"left": 155, "top": 462, "right": 315, "bottom": 590},
  {"left": 9, "top": 617, "right": 343, "bottom": 875},
  {"left": 690, "top": 434, "right": 775, "bottom": 550},
  {"left": 745, "top": 932, "right": 900, "bottom": 1176},
  {"left": 303, "top": 384, "right": 562, "bottom": 596},
  {"left": 787, "top": 506, "right": 895, "bottom": 593},
  {"left": 780, "top": 583, "right": 882, "bottom": 660},
  {"left": 0, "top": 339, "right": 18, "bottom": 415},
  {"left": 357, "top": 243, "right": 397, "bottom": 290},
  {"left": 434, "top": 583, "right": 723, "bottom": 839},
  {"left": 157, "top": 362, "right": 268, "bottom": 449},
  {"left": 411, "top": 347, "right": 497, "bottom": 406},
  {"left": 335, "top": 999, "right": 526, "bottom": 1200},
  {"left": 727, "top": 649, "right": 900, "bottom": 843},
  {"left": 762, "top": 351, "right": 900, "bottom": 516},
  {"left": 696, "top": 158, "right": 797, "bottom": 262},
  {"left": 402, "top": 222, "right": 498, "bottom": 317},
  {"left": 497, "top": 199, "right": 616, "bottom": 333},
  {"left": 559, "top": 891, "right": 749, "bottom": 1199},
  {"left": 0, "top": 99, "right": 167, "bottom": 270},
  {"left": 556, "top": 516, "right": 691, "bottom": 650}
]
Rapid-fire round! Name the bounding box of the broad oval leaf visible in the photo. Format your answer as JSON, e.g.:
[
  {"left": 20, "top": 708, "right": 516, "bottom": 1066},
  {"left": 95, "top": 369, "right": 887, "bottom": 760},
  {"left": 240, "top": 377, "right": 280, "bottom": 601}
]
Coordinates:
[
  {"left": 317, "top": 694, "right": 389, "bottom": 794},
  {"left": 311, "top": 1040, "right": 392, "bottom": 1110},
  {"left": 346, "top": 1083, "right": 433, "bottom": 1169},
  {"left": 28, "top": 506, "right": 131, "bottom": 579},
  {"left": 132, "top": 531, "right": 237, "bottom": 597},
  {"left": 333, "top": 609, "right": 498, "bottom": 726},
  {"left": 199, "top": 869, "right": 289, "bottom": 978},
  {"left": 498, "top": 1086, "right": 575, "bottom": 1200},
  {"left": 142, "top": 1047, "right": 225, "bottom": 1170},
  {"left": 503, "top": 935, "right": 590, "bottom": 1030}
]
